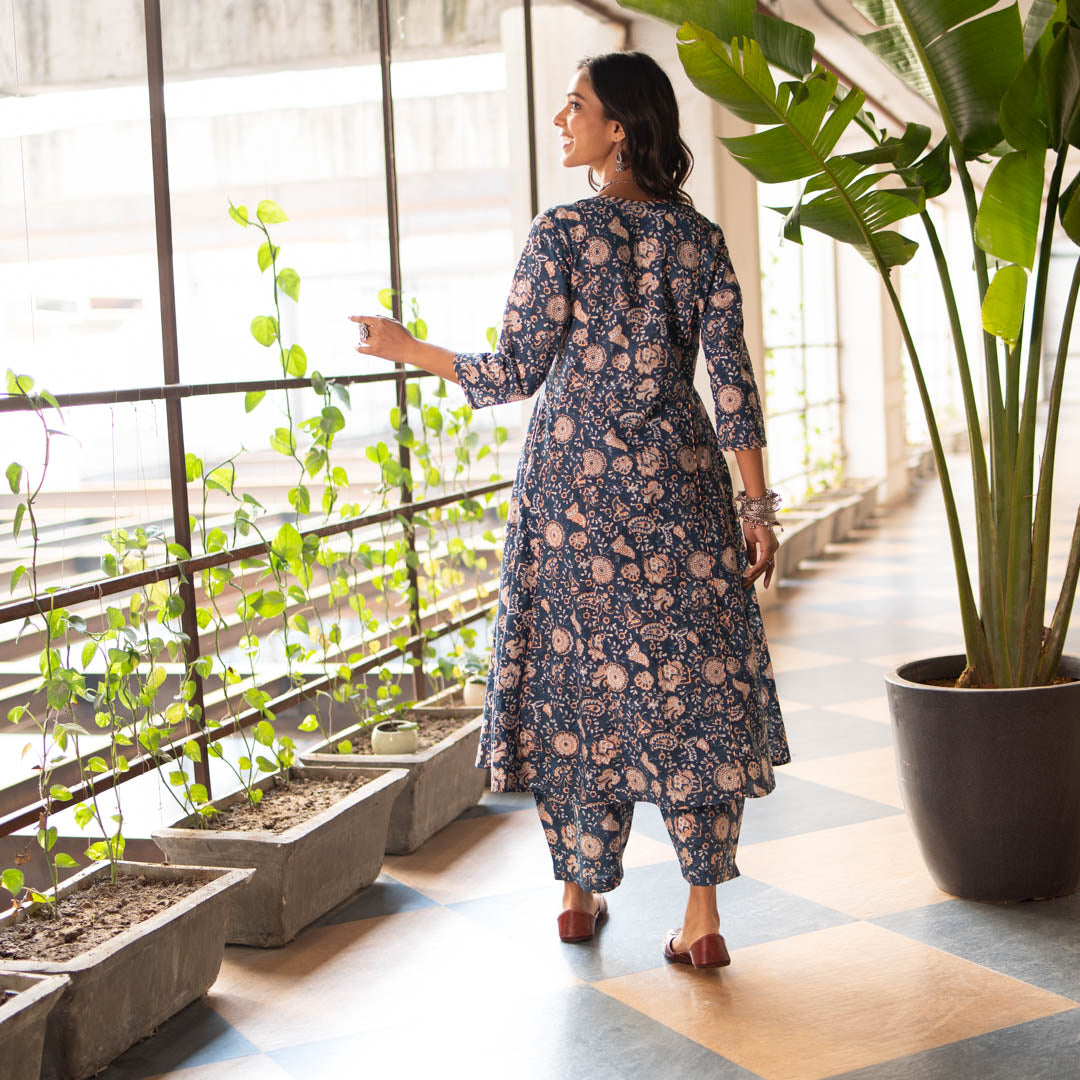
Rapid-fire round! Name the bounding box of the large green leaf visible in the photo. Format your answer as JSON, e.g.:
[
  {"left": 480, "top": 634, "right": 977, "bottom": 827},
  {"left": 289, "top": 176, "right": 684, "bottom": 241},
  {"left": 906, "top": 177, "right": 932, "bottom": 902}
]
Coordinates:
[
  {"left": 1043, "top": 22, "right": 1080, "bottom": 149},
  {"left": 981, "top": 264, "right": 1028, "bottom": 345},
  {"left": 676, "top": 23, "right": 922, "bottom": 268},
  {"left": 616, "top": 0, "right": 814, "bottom": 75},
  {"left": 973, "top": 147, "right": 1047, "bottom": 267},
  {"left": 853, "top": 0, "right": 1025, "bottom": 158}
]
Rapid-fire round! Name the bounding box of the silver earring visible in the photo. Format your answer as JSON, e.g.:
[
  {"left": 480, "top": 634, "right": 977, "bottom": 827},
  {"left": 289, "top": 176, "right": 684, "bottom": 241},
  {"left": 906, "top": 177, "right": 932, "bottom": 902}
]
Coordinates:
[{"left": 616, "top": 147, "right": 626, "bottom": 171}]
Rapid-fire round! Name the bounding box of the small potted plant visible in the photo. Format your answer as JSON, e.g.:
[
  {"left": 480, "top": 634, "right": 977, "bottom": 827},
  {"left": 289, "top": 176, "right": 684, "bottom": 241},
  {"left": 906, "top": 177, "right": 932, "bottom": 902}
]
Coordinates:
[
  {"left": 461, "top": 649, "right": 490, "bottom": 707},
  {"left": 301, "top": 682, "right": 488, "bottom": 853}
]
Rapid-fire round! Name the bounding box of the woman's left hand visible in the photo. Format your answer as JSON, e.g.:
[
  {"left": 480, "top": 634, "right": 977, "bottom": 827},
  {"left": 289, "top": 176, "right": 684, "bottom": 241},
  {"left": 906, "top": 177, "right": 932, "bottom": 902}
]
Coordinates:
[
  {"left": 742, "top": 522, "right": 779, "bottom": 590},
  {"left": 349, "top": 314, "right": 415, "bottom": 365}
]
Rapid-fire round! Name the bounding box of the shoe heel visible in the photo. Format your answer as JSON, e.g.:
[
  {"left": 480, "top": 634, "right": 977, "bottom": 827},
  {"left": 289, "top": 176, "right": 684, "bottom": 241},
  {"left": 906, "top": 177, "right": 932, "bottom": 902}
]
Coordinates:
[
  {"left": 689, "top": 932, "right": 731, "bottom": 968},
  {"left": 557, "top": 909, "right": 595, "bottom": 943}
]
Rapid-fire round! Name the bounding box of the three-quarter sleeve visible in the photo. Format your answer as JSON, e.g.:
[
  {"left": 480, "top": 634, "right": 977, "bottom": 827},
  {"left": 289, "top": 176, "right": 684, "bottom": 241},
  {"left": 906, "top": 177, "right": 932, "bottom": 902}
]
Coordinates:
[
  {"left": 700, "top": 226, "right": 767, "bottom": 451},
  {"left": 451, "top": 210, "right": 573, "bottom": 409}
]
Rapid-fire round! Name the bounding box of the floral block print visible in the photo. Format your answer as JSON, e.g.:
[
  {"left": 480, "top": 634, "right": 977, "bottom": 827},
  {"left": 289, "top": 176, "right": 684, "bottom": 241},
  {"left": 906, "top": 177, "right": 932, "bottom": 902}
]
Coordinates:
[
  {"left": 534, "top": 790, "right": 745, "bottom": 891},
  {"left": 451, "top": 197, "right": 791, "bottom": 809}
]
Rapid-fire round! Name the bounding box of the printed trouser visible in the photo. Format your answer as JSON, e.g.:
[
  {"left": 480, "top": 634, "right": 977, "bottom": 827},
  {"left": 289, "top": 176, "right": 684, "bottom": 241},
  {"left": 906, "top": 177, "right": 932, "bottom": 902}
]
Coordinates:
[{"left": 533, "top": 789, "right": 744, "bottom": 892}]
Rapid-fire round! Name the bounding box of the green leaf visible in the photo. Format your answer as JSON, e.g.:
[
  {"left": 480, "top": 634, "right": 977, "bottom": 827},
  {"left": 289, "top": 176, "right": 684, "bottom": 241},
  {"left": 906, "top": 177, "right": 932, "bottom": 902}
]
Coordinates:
[
  {"left": 53, "top": 853, "right": 78, "bottom": 868},
  {"left": 981, "top": 264, "right": 1028, "bottom": 346},
  {"left": 185, "top": 452, "right": 203, "bottom": 481},
  {"left": 5, "top": 462, "right": 22, "bottom": 494},
  {"left": 12, "top": 503, "right": 25, "bottom": 541},
  {"left": 167, "top": 542, "right": 190, "bottom": 560},
  {"left": 298, "top": 714, "right": 320, "bottom": 732},
  {"left": 1061, "top": 169, "right": 1080, "bottom": 246},
  {"left": 250, "top": 315, "right": 279, "bottom": 347},
  {"left": 311, "top": 370, "right": 327, "bottom": 396},
  {"left": 257, "top": 240, "right": 279, "bottom": 272},
  {"left": 277, "top": 268, "right": 300, "bottom": 303},
  {"left": 649, "top": 0, "right": 820, "bottom": 73},
  {"left": 5, "top": 370, "right": 34, "bottom": 395},
  {"left": 852, "top": 0, "right": 1025, "bottom": 159},
  {"left": 377, "top": 287, "right": 396, "bottom": 310},
  {"left": 205, "top": 463, "right": 236, "bottom": 494},
  {"left": 10, "top": 564, "right": 26, "bottom": 594},
  {"left": 228, "top": 202, "right": 249, "bottom": 227},
  {"left": 2, "top": 869, "right": 24, "bottom": 895},
  {"left": 973, "top": 148, "right": 1047, "bottom": 269},
  {"left": 286, "top": 344, "right": 307, "bottom": 377},
  {"left": 244, "top": 390, "right": 265, "bottom": 413},
  {"left": 270, "top": 427, "right": 296, "bottom": 456},
  {"left": 252, "top": 590, "right": 286, "bottom": 618},
  {"left": 184, "top": 740, "right": 203, "bottom": 763},
  {"left": 272, "top": 522, "right": 304, "bottom": 562},
  {"left": 49, "top": 784, "right": 73, "bottom": 802},
  {"left": 288, "top": 485, "right": 311, "bottom": 515},
  {"left": 254, "top": 719, "right": 275, "bottom": 746},
  {"left": 256, "top": 755, "right": 278, "bottom": 772},
  {"left": 320, "top": 406, "right": 345, "bottom": 435},
  {"left": 256, "top": 199, "right": 288, "bottom": 223}
]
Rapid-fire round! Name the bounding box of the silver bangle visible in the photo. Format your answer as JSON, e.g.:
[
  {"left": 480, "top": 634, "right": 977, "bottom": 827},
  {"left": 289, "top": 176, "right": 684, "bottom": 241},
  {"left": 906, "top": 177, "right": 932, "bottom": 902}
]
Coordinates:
[{"left": 734, "top": 489, "right": 784, "bottom": 532}]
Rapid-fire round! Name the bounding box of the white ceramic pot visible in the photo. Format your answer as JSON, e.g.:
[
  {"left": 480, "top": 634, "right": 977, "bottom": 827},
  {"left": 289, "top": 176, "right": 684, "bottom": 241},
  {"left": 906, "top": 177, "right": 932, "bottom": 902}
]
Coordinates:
[
  {"left": 463, "top": 679, "right": 486, "bottom": 707},
  {"left": 371, "top": 719, "right": 419, "bottom": 755}
]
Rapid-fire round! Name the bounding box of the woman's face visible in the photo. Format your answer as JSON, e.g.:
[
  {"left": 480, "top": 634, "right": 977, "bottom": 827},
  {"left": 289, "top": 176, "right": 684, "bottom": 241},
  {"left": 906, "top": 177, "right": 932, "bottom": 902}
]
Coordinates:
[{"left": 552, "top": 68, "right": 623, "bottom": 172}]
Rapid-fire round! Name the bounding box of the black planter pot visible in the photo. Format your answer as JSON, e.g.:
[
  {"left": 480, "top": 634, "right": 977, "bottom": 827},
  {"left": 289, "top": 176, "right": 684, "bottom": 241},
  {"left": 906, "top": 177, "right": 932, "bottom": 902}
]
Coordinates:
[{"left": 885, "top": 654, "right": 1080, "bottom": 901}]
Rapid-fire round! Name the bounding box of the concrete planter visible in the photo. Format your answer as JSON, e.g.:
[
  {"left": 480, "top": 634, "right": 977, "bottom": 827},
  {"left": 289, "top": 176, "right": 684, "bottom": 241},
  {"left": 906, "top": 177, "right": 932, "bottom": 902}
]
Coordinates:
[
  {"left": 301, "top": 699, "right": 485, "bottom": 855},
  {"left": 0, "top": 972, "right": 69, "bottom": 1080},
  {"left": 152, "top": 764, "right": 408, "bottom": 947},
  {"left": 0, "top": 861, "right": 251, "bottom": 1080}
]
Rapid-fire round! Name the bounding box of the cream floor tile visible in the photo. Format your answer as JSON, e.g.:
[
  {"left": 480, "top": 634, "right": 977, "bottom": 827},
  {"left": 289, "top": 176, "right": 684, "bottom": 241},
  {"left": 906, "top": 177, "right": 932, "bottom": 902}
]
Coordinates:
[
  {"left": 209, "top": 906, "right": 584, "bottom": 1053},
  {"left": 897, "top": 612, "right": 967, "bottom": 635},
  {"left": 782, "top": 745, "right": 904, "bottom": 809},
  {"left": 763, "top": 610, "right": 879, "bottom": 636},
  {"left": 829, "top": 696, "right": 892, "bottom": 724},
  {"left": 765, "top": 643, "right": 852, "bottom": 673},
  {"left": 735, "top": 813, "right": 952, "bottom": 919},
  {"left": 865, "top": 644, "right": 964, "bottom": 670},
  {"left": 149, "top": 1057, "right": 293, "bottom": 1080},
  {"left": 593, "top": 922, "right": 1077, "bottom": 1080},
  {"left": 775, "top": 697, "right": 816, "bottom": 714},
  {"left": 382, "top": 805, "right": 675, "bottom": 905}
]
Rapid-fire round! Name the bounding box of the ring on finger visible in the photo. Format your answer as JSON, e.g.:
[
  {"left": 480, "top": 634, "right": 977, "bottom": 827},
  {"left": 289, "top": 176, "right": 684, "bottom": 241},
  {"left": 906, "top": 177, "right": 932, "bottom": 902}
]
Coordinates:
[{"left": 358, "top": 322, "right": 370, "bottom": 343}]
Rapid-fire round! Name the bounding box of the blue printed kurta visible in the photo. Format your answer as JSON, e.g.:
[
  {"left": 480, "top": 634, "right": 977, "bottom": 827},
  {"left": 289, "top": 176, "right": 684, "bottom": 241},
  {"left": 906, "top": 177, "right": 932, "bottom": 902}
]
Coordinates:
[{"left": 451, "top": 196, "right": 791, "bottom": 809}]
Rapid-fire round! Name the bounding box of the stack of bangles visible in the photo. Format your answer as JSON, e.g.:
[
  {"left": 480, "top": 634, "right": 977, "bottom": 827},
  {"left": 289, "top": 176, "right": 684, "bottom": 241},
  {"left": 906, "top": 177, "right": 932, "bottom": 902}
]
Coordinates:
[{"left": 733, "top": 489, "right": 784, "bottom": 533}]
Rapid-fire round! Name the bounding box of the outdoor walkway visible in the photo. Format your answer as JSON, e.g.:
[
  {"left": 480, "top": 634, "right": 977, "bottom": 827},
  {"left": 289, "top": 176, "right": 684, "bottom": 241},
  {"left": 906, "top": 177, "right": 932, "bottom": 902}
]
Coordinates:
[{"left": 103, "top": 431, "right": 1080, "bottom": 1079}]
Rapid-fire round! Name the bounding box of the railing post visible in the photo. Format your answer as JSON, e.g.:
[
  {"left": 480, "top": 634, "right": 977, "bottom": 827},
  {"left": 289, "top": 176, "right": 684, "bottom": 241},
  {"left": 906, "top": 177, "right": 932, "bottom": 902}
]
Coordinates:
[
  {"left": 376, "top": 0, "right": 426, "bottom": 702},
  {"left": 143, "top": 0, "right": 210, "bottom": 790}
]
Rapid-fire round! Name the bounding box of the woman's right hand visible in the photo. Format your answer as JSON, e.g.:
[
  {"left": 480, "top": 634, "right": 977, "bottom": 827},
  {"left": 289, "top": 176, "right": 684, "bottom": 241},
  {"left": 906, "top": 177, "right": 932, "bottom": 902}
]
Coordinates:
[{"left": 742, "top": 522, "right": 778, "bottom": 590}]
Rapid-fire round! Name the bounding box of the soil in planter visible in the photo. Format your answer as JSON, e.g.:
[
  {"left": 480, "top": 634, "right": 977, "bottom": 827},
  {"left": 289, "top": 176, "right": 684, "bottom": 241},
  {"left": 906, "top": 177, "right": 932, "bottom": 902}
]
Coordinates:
[
  {"left": 0, "top": 874, "right": 203, "bottom": 964},
  {"left": 332, "top": 710, "right": 477, "bottom": 756},
  {"left": 923, "top": 674, "right": 1077, "bottom": 689},
  {"left": 204, "top": 772, "right": 374, "bottom": 833}
]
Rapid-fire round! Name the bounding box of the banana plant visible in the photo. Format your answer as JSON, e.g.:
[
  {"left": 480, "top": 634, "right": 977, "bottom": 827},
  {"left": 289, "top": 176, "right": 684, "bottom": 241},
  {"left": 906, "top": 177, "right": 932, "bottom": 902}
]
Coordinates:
[{"left": 618, "top": 0, "right": 1080, "bottom": 687}]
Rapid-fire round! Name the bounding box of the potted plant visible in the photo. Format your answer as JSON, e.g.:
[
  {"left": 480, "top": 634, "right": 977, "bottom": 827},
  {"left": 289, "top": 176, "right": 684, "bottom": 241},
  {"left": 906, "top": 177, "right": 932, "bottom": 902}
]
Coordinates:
[
  {"left": 0, "top": 972, "right": 69, "bottom": 1080},
  {"left": 300, "top": 683, "right": 488, "bottom": 854},
  {"left": 0, "top": 861, "right": 251, "bottom": 1080},
  {"left": 460, "top": 649, "right": 490, "bottom": 707},
  {"left": 621, "top": 0, "right": 1080, "bottom": 899},
  {"left": 149, "top": 708, "right": 409, "bottom": 948}
]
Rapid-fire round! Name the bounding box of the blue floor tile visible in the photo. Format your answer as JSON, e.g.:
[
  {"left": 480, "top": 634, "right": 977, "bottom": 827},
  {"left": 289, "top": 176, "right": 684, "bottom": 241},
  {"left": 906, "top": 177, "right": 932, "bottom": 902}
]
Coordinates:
[
  {"left": 100, "top": 999, "right": 260, "bottom": 1077},
  {"left": 769, "top": 621, "right": 960, "bottom": 660},
  {"left": 774, "top": 707, "right": 894, "bottom": 761},
  {"left": 448, "top": 864, "right": 854, "bottom": 983},
  {"left": 456, "top": 790, "right": 535, "bottom": 819},
  {"left": 268, "top": 982, "right": 764, "bottom": 1079},
  {"left": 312, "top": 872, "right": 439, "bottom": 927}
]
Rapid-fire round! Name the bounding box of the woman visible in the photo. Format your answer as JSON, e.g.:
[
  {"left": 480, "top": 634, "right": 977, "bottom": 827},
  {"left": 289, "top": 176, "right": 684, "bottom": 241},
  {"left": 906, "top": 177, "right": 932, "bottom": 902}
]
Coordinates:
[{"left": 350, "top": 49, "right": 791, "bottom": 970}]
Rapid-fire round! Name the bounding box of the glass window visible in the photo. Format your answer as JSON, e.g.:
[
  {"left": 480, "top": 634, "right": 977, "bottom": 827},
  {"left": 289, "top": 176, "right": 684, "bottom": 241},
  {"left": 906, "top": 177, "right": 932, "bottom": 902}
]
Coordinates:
[{"left": 757, "top": 178, "right": 844, "bottom": 504}]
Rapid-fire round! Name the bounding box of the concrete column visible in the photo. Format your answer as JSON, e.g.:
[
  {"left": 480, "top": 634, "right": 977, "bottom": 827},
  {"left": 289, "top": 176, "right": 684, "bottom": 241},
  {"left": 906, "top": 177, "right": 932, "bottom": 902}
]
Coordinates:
[{"left": 837, "top": 242, "right": 909, "bottom": 503}]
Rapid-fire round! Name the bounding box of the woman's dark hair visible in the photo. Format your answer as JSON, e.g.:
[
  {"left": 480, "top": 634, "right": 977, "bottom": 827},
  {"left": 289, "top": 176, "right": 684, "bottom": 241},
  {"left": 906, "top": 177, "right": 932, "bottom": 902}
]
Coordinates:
[{"left": 577, "top": 50, "right": 694, "bottom": 206}]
